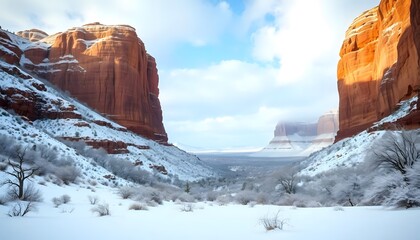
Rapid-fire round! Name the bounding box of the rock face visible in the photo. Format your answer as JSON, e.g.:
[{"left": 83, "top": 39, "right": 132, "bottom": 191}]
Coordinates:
[
  {"left": 15, "top": 23, "right": 167, "bottom": 142},
  {"left": 16, "top": 29, "right": 48, "bottom": 42},
  {"left": 257, "top": 110, "right": 339, "bottom": 157},
  {"left": 336, "top": 0, "right": 420, "bottom": 141}
]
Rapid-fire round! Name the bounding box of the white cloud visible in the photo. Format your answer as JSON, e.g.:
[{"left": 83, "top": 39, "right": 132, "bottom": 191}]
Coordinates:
[
  {"left": 1, "top": 0, "right": 233, "bottom": 56},
  {"left": 165, "top": 106, "right": 288, "bottom": 149},
  {"left": 251, "top": 0, "right": 334, "bottom": 84},
  {"left": 160, "top": 60, "right": 279, "bottom": 120}
]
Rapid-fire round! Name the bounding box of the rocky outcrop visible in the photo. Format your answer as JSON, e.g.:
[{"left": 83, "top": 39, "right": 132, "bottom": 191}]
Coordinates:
[
  {"left": 336, "top": 0, "right": 420, "bottom": 141},
  {"left": 14, "top": 23, "right": 167, "bottom": 143},
  {"left": 16, "top": 29, "right": 48, "bottom": 42},
  {"left": 256, "top": 110, "right": 339, "bottom": 157}
]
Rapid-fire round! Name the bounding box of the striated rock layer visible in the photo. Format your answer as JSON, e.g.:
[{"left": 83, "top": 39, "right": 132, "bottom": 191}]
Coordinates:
[
  {"left": 257, "top": 110, "right": 339, "bottom": 157},
  {"left": 14, "top": 23, "right": 167, "bottom": 142},
  {"left": 336, "top": 0, "right": 420, "bottom": 141}
]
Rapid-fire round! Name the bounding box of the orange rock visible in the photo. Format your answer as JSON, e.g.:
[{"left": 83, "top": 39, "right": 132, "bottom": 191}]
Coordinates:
[
  {"left": 20, "top": 23, "right": 168, "bottom": 142},
  {"left": 336, "top": 0, "right": 420, "bottom": 141},
  {"left": 16, "top": 29, "right": 48, "bottom": 42}
]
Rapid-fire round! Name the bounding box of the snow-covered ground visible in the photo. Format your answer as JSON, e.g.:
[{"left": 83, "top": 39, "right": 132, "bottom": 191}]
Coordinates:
[{"left": 0, "top": 179, "right": 418, "bottom": 240}]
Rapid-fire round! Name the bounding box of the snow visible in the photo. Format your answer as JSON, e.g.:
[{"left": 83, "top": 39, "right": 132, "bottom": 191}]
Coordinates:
[
  {"left": 0, "top": 177, "right": 418, "bottom": 240},
  {"left": 300, "top": 95, "right": 419, "bottom": 177},
  {"left": 374, "top": 96, "right": 418, "bottom": 125},
  {"left": 0, "top": 59, "right": 214, "bottom": 181}
]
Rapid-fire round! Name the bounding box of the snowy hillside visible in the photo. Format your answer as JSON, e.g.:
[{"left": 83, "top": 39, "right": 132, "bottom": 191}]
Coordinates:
[
  {"left": 0, "top": 31, "right": 214, "bottom": 181},
  {"left": 299, "top": 96, "right": 418, "bottom": 177}
]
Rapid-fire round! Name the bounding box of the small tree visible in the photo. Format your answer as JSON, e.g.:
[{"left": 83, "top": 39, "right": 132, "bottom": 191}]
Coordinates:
[
  {"left": 184, "top": 182, "right": 191, "bottom": 193},
  {"left": 372, "top": 130, "right": 419, "bottom": 177},
  {"left": 367, "top": 130, "right": 420, "bottom": 208},
  {"left": 4, "top": 148, "right": 39, "bottom": 200},
  {"left": 277, "top": 167, "right": 299, "bottom": 194}
]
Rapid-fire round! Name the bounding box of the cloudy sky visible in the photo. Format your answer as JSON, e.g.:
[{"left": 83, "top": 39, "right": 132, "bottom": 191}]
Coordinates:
[{"left": 1, "top": 0, "right": 379, "bottom": 151}]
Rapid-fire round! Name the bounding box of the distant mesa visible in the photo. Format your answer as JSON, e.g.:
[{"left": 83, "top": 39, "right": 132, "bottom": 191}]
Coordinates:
[
  {"left": 336, "top": 0, "right": 420, "bottom": 141},
  {"left": 255, "top": 110, "right": 339, "bottom": 157},
  {"left": 2, "top": 22, "right": 167, "bottom": 143}
]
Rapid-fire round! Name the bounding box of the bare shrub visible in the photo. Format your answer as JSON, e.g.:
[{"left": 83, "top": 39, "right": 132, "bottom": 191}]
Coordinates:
[
  {"left": 88, "top": 195, "right": 99, "bottom": 205},
  {"left": 88, "top": 179, "right": 97, "bottom": 186},
  {"left": 54, "top": 166, "right": 80, "bottom": 185},
  {"left": 118, "top": 186, "right": 134, "bottom": 199},
  {"left": 52, "top": 194, "right": 71, "bottom": 207},
  {"left": 366, "top": 130, "right": 420, "bottom": 208},
  {"left": 8, "top": 201, "right": 37, "bottom": 217},
  {"left": 235, "top": 191, "right": 256, "bottom": 205},
  {"left": 260, "top": 210, "right": 288, "bottom": 231},
  {"left": 150, "top": 192, "right": 163, "bottom": 205},
  {"left": 0, "top": 162, "right": 7, "bottom": 171},
  {"left": 216, "top": 195, "right": 233, "bottom": 206},
  {"left": 0, "top": 195, "right": 7, "bottom": 205},
  {"left": 8, "top": 184, "right": 43, "bottom": 202},
  {"left": 61, "top": 194, "right": 71, "bottom": 204},
  {"left": 171, "top": 192, "right": 195, "bottom": 203},
  {"left": 206, "top": 191, "right": 218, "bottom": 202},
  {"left": 180, "top": 203, "right": 194, "bottom": 212},
  {"left": 91, "top": 203, "right": 110, "bottom": 216},
  {"left": 129, "top": 203, "right": 148, "bottom": 211},
  {"left": 333, "top": 206, "right": 344, "bottom": 211},
  {"left": 278, "top": 169, "right": 298, "bottom": 194},
  {"left": 372, "top": 130, "right": 419, "bottom": 175}
]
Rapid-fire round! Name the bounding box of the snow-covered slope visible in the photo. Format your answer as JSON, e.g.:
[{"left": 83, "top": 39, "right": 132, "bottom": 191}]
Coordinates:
[
  {"left": 0, "top": 30, "right": 214, "bottom": 181},
  {"left": 300, "top": 96, "right": 418, "bottom": 177}
]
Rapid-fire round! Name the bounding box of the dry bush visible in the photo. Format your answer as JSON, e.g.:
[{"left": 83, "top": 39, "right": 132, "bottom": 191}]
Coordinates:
[
  {"left": 118, "top": 186, "right": 134, "bottom": 199},
  {"left": 52, "top": 194, "right": 71, "bottom": 207},
  {"left": 129, "top": 203, "right": 148, "bottom": 211},
  {"left": 91, "top": 203, "right": 110, "bottom": 216},
  {"left": 180, "top": 203, "right": 194, "bottom": 212},
  {"left": 260, "top": 210, "right": 288, "bottom": 231},
  {"left": 88, "top": 195, "right": 99, "bottom": 205},
  {"left": 8, "top": 201, "right": 37, "bottom": 217}
]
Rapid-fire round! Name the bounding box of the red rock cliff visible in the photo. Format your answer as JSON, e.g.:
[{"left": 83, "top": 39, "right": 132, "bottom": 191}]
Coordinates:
[
  {"left": 336, "top": 0, "right": 420, "bottom": 141},
  {"left": 20, "top": 23, "right": 167, "bottom": 142}
]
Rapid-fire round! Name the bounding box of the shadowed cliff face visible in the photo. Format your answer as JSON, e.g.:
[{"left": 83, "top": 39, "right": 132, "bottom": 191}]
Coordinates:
[
  {"left": 336, "top": 0, "right": 420, "bottom": 141},
  {"left": 16, "top": 23, "right": 167, "bottom": 143}
]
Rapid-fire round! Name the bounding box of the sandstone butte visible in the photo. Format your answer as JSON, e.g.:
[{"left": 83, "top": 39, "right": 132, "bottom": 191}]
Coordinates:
[
  {"left": 336, "top": 0, "right": 420, "bottom": 141},
  {"left": 17, "top": 23, "right": 168, "bottom": 143}
]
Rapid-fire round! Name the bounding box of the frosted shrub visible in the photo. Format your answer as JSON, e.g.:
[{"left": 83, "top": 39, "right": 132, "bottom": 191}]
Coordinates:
[
  {"left": 216, "top": 195, "right": 233, "bottom": 206},
  {"left": 0, "top": 162, "right": 7, "bottom": 171},
  {"left": 8, "top": 184, "right": 43, "bottom": 202},
  {"left": 52, "top": 194, "right": 71, "bottom": 207},
  {"left": 333, "top": 206, "right": 344, "bottom": 211},
  {"left": 91, "top": 203, "right": 110, "bottom": 216},
  {"left": 260, "top": 210, "right": 288, "bottom": 231},
  {"left": 118, "top": 186, "right": 135, "bottom": 199},
  {"left": 171, "top": 192, "right": 195, "bottom": 203},
  {"left": 235, "top": 191, "right": 256, "bottom": 205},
  {"left": 53, "top": 166, "right": 80, "bottom": 185},
  {"left": 206, "top": 191, "right": 219, "bottom": 202},
  {"left": 129, "top": 202, "right": 148, "bottom": 211},
  {"left": 180, "top": 203, "right": 194, "bottom": 212},
  {"left": 364, "top": 130, "right": 420, "bottom": 208},
  {"left": 88, "top": 195, "right": 99, "bottom": 205}
]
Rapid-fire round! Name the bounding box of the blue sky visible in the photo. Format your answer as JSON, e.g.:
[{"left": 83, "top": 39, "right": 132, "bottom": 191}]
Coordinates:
[{"left": 1, "top": 0, "right": 379, "bottom": 151}]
